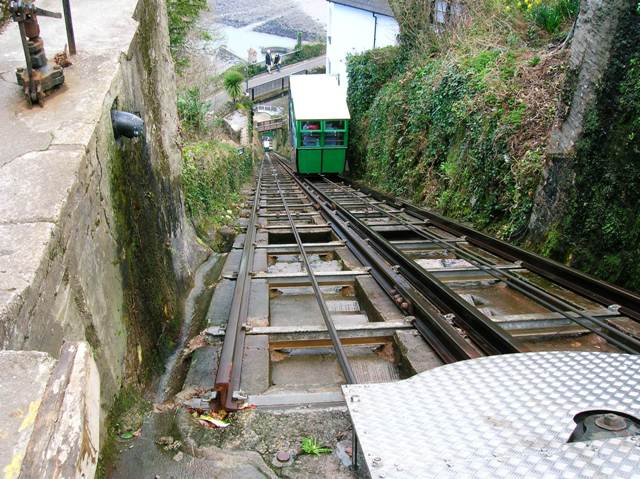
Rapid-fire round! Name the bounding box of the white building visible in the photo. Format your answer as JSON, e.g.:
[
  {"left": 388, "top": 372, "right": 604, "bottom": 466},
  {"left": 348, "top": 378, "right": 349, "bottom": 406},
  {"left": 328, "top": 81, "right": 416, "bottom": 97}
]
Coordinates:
[{"left": 326, "top": 0, "right": 400, "bottom": 89}]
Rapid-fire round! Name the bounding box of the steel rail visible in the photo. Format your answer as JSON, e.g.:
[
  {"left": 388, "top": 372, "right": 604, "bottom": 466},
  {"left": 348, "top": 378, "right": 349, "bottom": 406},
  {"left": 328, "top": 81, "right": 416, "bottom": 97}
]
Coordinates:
[
  {"left": 319, "top": 178, "right": 640, "bottom": 354},
  {"left": 214, "top": 161, "right": 265, "bottom": 411},
  {"left": 273, "top": 154, "right": 484, "bottom": 360},
  {"left": 266, "top": 155, "right": 362, "bottom": 468},
  {"left": 349, "top": 180, "right": 640, "bottom": 323},
  {"left": 267, "top": 155, "right": 358, "bottom": 384},
  {"left": 276, "top": 168, "right": 522, "bottom": 356}
]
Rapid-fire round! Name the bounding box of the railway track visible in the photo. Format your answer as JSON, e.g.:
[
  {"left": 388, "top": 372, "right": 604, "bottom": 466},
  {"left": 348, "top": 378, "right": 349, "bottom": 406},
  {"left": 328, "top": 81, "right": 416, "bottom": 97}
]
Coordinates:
[{"left": 211, "top": 152, "right": 640, "bottom": 417}]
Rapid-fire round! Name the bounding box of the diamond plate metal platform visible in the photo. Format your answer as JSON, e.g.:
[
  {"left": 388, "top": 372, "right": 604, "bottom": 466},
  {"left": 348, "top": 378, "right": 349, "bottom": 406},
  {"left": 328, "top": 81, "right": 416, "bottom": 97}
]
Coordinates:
[{"left": 342, "top": 352, "right": 640, "bottom": 479}]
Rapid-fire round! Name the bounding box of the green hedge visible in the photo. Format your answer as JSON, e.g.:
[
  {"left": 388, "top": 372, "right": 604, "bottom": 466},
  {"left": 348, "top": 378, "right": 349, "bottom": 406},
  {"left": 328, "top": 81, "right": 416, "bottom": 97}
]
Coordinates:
[
  {"left": 182, "top": 140, "right": 253, "bottom": 238},
  {"left": 348, "top": 47, "right": 544, "bottom": 239}
]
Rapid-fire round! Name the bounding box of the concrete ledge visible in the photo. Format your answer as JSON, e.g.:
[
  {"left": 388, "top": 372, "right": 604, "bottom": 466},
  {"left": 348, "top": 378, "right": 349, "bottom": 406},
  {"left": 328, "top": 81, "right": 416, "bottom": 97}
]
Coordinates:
[{"left": 0, "top": 342, "right": 100, "bottom": 479}]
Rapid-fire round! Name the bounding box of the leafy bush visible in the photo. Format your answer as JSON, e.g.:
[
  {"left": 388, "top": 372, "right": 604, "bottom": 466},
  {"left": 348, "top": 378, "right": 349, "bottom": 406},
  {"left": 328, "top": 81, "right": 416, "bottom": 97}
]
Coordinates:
[
  {"left": 177, "top": 86, "right": 210, "bottom": 132},
  {"left": 347, "top": 42, "right": 562, "bottom": 239},
  {"left": 347, "top": 46, "right": 402, "bottom": 121},
  {"left": 182, "top": 141, "right": 253, "bottom": 236},
  {"left": 223, "top": 70, "right": 245, "bottom": 103},
  {"left": 506, "top": 0, "right": 579, "bottom": 33},
  {"left": 167, "top": 0, "right": 207, "bottom": 58}
]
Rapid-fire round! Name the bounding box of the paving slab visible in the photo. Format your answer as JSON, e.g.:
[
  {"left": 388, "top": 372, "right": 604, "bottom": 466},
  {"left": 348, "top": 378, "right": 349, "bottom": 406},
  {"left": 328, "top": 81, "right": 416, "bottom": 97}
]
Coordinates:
[
  {"left": 241, "top": 335, "right": 270, "bottom": 394},
  {"left": 0, "top": 148, "right": 83, "bottom": 223},
  {"left": 0, "top": 350, "right": 56, "bottom": 478},
  {"left": 395, "top": 330, "right": 444, "bottom": 375},
  {"left": 248, "top": 279, "right": 269, "bottom": 327},
  {"left": 0, "top": 222, "right": 55, "bottom": 318}
]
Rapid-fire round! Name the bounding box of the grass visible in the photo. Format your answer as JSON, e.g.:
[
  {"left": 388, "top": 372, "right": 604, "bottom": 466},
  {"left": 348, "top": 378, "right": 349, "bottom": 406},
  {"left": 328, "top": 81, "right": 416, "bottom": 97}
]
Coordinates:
[
  {"left": 300, "top": 436, "right": 332, "bottom": 456},
  {"left": 505, "top": 0, "right": 579, "bottom": 34}
]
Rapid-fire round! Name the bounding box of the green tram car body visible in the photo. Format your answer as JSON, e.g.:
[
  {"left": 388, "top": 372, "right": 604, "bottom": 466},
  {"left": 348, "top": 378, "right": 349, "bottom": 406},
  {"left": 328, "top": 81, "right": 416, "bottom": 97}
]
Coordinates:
[{"left": 289, "top": 75, "right": 351, "bottom": 175}]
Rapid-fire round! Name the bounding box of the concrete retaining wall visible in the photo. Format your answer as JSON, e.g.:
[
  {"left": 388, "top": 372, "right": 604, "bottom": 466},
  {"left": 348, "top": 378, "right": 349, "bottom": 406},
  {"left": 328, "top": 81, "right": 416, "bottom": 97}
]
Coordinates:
[{"left": 0, "top": 0, "right": 207, "bottom": 427}]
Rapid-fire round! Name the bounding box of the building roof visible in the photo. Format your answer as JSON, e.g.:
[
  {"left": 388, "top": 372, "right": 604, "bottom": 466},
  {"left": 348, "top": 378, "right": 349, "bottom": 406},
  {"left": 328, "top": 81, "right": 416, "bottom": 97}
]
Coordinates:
[
  {"left": 290, "top": 75, "right": 351, "bottom": 121},
  {"left": 330, "top": 0, "right": 395, "bottom": 17}
]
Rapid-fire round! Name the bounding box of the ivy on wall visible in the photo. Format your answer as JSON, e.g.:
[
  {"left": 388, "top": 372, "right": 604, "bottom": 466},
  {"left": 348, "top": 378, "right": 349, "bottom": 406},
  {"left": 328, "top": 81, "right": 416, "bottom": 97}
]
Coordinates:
[{"left": 347, "top": 46, "right": 559, "bottom": 240}]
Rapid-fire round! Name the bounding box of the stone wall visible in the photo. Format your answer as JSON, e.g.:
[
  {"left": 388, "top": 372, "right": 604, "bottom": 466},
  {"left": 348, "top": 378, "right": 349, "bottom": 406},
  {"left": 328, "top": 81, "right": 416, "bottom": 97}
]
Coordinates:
[{"left": 0, "top": 0, "right": 207, "bottom": 425}]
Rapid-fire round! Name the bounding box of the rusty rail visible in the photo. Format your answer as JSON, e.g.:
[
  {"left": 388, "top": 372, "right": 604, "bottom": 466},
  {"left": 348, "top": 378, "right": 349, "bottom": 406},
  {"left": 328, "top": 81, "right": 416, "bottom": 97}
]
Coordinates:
[
  {"left": 213, "top": 161, "right": 264, "bottom": 411},
  {"left": 319, "top": 177, "right": 640, "bottom": 355}
]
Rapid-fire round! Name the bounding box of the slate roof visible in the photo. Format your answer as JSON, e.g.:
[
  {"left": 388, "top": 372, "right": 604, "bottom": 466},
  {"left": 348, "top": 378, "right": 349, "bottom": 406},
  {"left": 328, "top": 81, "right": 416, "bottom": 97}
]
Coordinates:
[{"left": 330, "top": 0, "right": 395, "bottom": 17}]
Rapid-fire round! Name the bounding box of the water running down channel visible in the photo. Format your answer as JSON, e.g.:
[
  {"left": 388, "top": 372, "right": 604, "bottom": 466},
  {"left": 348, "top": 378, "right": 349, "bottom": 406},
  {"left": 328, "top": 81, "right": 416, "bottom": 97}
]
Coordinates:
[{"left": 156, "top": 253, "right": 224, "bottom": 404}]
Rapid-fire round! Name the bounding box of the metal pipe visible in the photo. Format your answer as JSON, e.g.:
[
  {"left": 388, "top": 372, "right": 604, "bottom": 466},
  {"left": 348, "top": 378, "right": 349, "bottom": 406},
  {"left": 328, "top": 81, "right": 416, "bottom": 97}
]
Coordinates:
[{"left": 62, "top": 0, "right": 76, "bottom": 55}]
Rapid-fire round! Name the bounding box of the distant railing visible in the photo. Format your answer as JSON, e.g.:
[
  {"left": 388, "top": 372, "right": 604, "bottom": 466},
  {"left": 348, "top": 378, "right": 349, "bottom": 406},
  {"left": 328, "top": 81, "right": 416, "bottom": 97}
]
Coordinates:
[
  {"left": 253, "top": 105, "right": 284, "bottom": 115},
  {"left": 254, "top": 118, "right": 286, "bottom": 132},
  {"left": 246, "top": 48, "right": 312, "bottom": 75}
]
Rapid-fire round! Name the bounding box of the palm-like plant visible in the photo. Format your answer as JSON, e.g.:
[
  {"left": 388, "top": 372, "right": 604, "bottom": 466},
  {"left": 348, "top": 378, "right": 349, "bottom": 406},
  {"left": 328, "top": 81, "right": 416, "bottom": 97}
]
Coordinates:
[{"left": 223, "top": 70, "right": 245, "bottom": 104}]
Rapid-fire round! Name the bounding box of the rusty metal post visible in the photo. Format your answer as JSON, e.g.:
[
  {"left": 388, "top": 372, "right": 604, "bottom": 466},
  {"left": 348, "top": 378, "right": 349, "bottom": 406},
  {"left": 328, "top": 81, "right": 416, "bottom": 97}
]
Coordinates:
[{"left": 62, "top": 0, "right": 76, "bottom": 55}]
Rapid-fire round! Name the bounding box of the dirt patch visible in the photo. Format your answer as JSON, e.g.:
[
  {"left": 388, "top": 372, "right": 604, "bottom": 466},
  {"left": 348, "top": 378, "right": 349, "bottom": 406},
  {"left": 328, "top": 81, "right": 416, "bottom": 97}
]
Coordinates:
[{"left": 176, "top": 407, "right": 357, "bottom": 478}]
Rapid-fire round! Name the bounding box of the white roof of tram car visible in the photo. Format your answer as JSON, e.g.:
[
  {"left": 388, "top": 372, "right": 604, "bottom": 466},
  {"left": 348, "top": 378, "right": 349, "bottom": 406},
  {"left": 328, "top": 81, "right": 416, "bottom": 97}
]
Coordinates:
[{"left": 290, "top": 75, "right": 351, "bottom": 121}]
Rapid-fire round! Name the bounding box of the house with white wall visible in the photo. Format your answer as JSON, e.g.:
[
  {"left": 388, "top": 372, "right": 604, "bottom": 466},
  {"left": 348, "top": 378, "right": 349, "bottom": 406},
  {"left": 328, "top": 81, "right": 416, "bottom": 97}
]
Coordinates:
[{"left": 326, "top": 0, "right": 400, "bottom": 89}]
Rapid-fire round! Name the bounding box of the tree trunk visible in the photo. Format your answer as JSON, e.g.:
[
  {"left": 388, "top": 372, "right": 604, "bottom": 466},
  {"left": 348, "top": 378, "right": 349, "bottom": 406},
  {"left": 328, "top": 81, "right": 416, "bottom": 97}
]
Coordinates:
[{"left": 528, "top": 0, "right": 632, "bottom": 240}]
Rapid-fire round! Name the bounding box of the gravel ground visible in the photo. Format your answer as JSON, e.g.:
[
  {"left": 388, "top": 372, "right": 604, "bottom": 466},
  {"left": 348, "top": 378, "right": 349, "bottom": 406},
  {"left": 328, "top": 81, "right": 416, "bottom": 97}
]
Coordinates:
[
  {"left": 176, "top": 406, "right": 359, "bottom": 478},
  {"left": 255, "top": 13, "right": 325, "bottom": 41},
  {"left": 211, "top": 0, "right": 327, "bottom": 38}
]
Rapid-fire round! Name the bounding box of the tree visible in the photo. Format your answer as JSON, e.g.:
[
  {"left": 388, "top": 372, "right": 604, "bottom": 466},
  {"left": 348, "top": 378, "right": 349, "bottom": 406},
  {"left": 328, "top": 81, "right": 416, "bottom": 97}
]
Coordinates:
[
  {"left": 223, "top": 70, "right": 245, "bottom": 104},
  {"left": 529, "top": 0, "right": 635, "bottom": 239}
]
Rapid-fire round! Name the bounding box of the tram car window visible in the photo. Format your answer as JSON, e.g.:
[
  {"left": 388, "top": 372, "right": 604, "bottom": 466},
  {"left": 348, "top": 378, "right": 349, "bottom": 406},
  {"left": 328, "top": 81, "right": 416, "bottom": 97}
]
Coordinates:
[{"left": 289, "top": 75, "right": 351, "bottom": 175}]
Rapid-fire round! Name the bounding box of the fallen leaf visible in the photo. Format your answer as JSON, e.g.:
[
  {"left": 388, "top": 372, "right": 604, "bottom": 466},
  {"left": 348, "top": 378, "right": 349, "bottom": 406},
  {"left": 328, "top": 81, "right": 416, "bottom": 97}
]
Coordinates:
[{"left": 198, "top": 415, "right": 230, "bottom": 428}]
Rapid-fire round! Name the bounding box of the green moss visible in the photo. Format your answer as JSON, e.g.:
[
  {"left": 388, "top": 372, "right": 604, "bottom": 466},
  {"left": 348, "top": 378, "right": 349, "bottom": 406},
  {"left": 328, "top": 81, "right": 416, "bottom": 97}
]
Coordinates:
[
  {"left": 96, "top": 387, "right": 151, "bottom": 479},
  {"left": 110, "top": 137, "right": 181, "bottom": 379},
  {"left": 559, "top": 65, "right": 580, "bottom": 120},
  {"left": 166, "top": 0, "right": 207, "bottom": 69}
]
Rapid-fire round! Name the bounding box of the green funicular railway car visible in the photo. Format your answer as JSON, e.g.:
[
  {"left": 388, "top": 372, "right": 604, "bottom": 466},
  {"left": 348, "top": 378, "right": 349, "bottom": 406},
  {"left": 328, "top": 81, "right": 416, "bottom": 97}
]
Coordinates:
[{"left": 289, "top": 74, "right": 350, "bottom": 175}]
